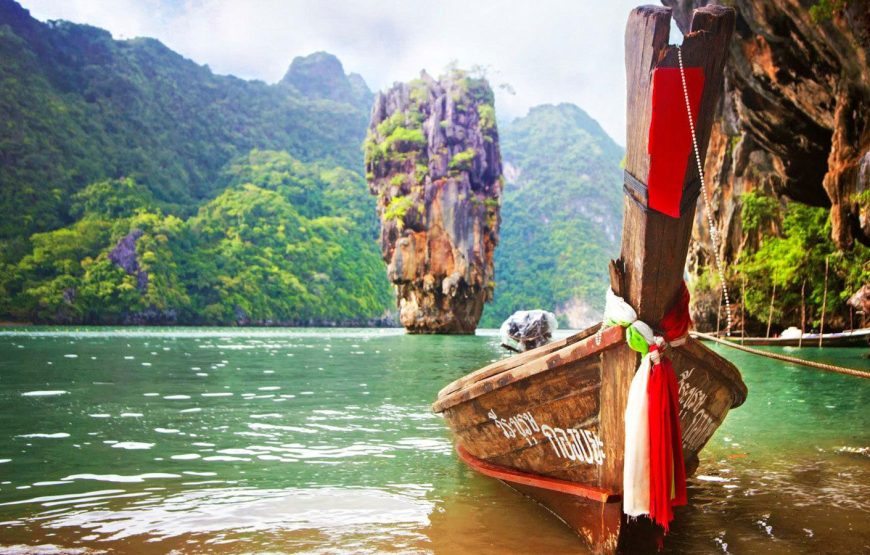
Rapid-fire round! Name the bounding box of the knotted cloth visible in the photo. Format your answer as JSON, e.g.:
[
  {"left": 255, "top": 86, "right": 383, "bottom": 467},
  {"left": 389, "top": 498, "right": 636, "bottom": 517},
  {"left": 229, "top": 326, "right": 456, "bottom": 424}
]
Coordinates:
[
  {"left": 660, "top": 281, "right": 691, "bottom": 346},
  {"left": 605, "top": 283, "right": 691, "bottom": 530},
  {"left": 604, "top": 289, "right": 655, "bottom": 355},
  {"left": 647, "top": 344, "right": 687, "bottom": 531},
  {"left": 623, "top": 349, "right": 651, "bottom": 517}
]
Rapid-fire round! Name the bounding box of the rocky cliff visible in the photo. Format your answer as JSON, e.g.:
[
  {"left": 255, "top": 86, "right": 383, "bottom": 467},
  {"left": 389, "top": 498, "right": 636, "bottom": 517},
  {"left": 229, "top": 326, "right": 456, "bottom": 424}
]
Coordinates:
[
  {"left": 663, "top": 0, "right": 869, "bottom": 331},
  {"left": 365, "top": 71, "right": 502, "bottom": 333}
]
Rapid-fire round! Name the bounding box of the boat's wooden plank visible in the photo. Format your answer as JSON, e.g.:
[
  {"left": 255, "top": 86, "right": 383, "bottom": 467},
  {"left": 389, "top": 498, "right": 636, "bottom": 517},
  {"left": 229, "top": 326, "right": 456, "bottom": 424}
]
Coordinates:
[
  {"left": 668, "top": 345, "right": 735, "bottom": 454},
  {"left": 488, "top": 437, "right": 602, "bottom": 485},
  {"left": 436, "top": 324, "right": 602, "bottom": 399},
  {"left": 443, "top": 358, "right": 602, "bottom": 433},
  {"left": 432, "top": 325, "right": 622, "bottom": 412},
  {"left": 676, "top": 337, "right": 747, "bottom": 407},
  {"left": 442, "top": 361, "right": 603, "bottom": 484}
]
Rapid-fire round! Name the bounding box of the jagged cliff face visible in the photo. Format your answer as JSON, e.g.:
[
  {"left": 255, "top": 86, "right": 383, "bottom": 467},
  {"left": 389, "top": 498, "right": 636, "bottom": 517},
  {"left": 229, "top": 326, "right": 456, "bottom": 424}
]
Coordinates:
[
  {"left": 365, "top": 71, "right": 502, "bottom": 334},
  {"left": 663, "top": 0, "right": 870, "bottom": 329}
]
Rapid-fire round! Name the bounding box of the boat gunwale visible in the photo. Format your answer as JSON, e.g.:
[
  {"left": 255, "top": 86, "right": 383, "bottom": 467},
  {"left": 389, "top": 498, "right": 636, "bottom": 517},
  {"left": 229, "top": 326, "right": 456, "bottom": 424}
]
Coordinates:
[
  {"left": 436, "top": 323, "right": 604, "bottom": 399},
  {"left": 433, "top": 327, "right": 748, "bottom": 414},
  {"left": 432, "top": 325, "right": 625, "bottom": 413}
]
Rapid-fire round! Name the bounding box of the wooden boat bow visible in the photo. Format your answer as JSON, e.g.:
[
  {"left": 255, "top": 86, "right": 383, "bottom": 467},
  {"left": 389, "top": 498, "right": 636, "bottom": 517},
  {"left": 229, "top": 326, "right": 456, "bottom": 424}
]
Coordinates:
[{"left": 433, "top": 5, "right": 743, "bottom": 553}]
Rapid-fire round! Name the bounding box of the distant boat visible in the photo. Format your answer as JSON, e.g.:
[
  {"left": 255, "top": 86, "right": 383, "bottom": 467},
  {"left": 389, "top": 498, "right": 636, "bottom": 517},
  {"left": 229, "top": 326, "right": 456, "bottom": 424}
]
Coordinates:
[
  {"left": 433, "top": 6, "right": 746, "bottom": 552},
  {"left": 705, "top": 327, "right": 870, "bottom": 347},
  {"left": 499, "top": 309, "right": 558, "bottom": 352}
]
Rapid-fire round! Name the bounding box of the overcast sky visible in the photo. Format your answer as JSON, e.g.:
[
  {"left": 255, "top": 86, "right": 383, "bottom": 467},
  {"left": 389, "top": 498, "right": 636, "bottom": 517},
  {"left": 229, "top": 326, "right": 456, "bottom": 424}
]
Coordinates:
[{"left": 21, "top": 0, "right": 681, "bottom": 145}]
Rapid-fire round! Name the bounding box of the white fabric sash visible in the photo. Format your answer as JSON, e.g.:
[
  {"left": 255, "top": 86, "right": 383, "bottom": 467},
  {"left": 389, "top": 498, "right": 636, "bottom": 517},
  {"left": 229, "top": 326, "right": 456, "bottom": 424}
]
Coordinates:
[{"left": 623, "top": 352, "right": 651, "bottom": 516}]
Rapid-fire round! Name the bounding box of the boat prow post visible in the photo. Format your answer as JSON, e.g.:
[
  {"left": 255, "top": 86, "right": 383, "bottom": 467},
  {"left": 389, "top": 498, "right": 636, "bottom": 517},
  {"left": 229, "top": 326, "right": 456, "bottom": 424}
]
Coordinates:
[{"left": 433, "top": 5, "right": 740, "bottom": 553}]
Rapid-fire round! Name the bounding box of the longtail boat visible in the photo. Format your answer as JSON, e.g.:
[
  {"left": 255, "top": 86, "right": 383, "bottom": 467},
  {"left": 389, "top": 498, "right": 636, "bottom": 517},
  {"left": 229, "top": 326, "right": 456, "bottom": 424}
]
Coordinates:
[
  {"left": 705, "top": 327, "right": 870, "bottom": 348},
  {"left": 433, "top": 5, "right": 747, "bottom": 553}
]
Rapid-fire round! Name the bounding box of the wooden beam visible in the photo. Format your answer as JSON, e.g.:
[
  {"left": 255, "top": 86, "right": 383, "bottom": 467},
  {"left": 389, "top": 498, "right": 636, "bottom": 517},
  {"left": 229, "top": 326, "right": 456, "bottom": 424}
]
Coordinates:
[
  {"left": 456, "top": 444, "right": 618, "bottom": 503},
  {"left": 621, "top": 4, "right": 735, "bottom": 326},
  {"left": 598, "top": 4, "right": 735, "bottom": 496}
]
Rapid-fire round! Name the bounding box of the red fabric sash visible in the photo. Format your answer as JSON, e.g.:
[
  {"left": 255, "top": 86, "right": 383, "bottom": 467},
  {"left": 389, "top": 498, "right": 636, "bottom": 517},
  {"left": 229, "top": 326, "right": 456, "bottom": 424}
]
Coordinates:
[
  {"left": 645, "top": 281, "right": 692, "bottom": 532},
  {"left": 646, "top": 345, "right": 687, "bottom": 532},
  {"left": 660, "top": 281, "right": 692, "bottom": 343},
  {"left": 647, "top": 67, "right": 705, "bottom": 218}
]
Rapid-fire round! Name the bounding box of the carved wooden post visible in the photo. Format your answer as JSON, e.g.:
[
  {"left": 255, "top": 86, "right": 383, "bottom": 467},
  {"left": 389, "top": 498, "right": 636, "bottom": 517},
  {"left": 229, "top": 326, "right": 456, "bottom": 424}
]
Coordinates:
[{"left": 598, "top": 5, "right": 734, "bottom": 495}]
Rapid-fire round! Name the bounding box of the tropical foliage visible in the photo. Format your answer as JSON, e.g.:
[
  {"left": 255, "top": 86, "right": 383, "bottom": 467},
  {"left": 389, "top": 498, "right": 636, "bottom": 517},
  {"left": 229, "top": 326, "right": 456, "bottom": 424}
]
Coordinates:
[
  {"left": 0, "top": 151, "right": 393, "bottom": 324},
  {"left": 0, "top": 1, "right": 392, "bottom": 324},
  {"left": 734, "top": 198, "right": 868, "bottom": 331},
  {"left": 0, "top": 0, "right": 368, "bottom": 241}
]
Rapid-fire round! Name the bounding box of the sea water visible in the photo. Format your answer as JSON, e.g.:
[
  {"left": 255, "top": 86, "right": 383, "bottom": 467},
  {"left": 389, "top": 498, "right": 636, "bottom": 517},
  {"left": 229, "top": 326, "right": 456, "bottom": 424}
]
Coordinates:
[{"left": 0, "top": 327, "right": 867, "bottom": 553}]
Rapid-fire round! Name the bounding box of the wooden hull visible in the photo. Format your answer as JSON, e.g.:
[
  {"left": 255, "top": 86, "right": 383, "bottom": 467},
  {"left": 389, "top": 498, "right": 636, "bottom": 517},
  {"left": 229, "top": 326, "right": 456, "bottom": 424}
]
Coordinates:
[
  {"left": 433, "top": 324, "right": 747, "bottom": 552},
  {"left": 702, "top": 328, "right": 870, "bottom": 347}
]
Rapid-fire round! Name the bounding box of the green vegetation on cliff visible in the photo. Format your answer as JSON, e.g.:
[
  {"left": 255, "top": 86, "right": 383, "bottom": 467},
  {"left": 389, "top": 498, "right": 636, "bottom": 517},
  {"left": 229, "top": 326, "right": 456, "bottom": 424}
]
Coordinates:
[
  {"left": 0, "top": 151, "right": 393, "bottom": 324},
  {"left": 480, "top": 104, "right": 624, "bottom": 328},
  {"left": 0, "top": 0, "right": 368, "bottom": 243},
  {"left": 731, "top": 196, "right": 868, "bottom": 331}
]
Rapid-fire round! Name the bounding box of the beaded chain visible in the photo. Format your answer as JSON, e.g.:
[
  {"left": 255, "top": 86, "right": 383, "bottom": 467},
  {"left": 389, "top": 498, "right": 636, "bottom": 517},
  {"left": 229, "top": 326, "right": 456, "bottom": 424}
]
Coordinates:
[{"left": 677, "top": 46, "right": 732, "bottom": 335}]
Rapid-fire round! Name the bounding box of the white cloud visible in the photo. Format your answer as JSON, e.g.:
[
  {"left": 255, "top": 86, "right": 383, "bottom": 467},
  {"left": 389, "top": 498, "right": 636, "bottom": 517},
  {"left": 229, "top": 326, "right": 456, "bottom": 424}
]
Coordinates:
[{"left": 20, "top": 0, "right": 684, "bottom": 145}]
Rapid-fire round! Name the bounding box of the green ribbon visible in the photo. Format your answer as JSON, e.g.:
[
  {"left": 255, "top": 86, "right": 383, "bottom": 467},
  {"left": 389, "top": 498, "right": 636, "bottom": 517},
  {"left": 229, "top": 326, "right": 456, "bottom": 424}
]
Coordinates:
[
  {"left": 626, "top": 326, "right": 650, "bottom": 356},
  {"left": 606, "top": 317, "right": 651, "bottom": 356}
]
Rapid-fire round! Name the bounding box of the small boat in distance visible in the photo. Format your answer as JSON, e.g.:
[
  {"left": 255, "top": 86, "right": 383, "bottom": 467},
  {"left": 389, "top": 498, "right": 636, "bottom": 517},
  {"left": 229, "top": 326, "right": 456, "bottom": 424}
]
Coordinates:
[
  {"left": 703, "top": 327, "right": 870, "bottom": 348},
  {"left": 433, "top": 5, "right": 746, "bottom": 553}
]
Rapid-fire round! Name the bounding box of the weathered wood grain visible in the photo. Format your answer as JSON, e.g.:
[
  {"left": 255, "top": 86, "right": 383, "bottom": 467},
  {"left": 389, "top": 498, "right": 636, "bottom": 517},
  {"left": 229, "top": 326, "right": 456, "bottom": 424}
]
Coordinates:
[
  {"left": 598, "top": 3, "right": 734, "bottom": 495},
  {"left": 436, "top": 324, "right": 602, "bottom": 399},
  {"left": 623, "top": 4, "right": 735, "bottom": 325},
  {"left": 432, "top": 325, "right": 622, "bottom": 412}
]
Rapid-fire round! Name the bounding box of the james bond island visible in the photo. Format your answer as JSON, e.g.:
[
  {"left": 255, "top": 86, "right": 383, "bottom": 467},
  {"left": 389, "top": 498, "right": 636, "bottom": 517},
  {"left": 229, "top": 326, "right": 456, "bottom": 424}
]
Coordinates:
[{"left": 365, "top": 71, "right": 502, "bottom": 334}]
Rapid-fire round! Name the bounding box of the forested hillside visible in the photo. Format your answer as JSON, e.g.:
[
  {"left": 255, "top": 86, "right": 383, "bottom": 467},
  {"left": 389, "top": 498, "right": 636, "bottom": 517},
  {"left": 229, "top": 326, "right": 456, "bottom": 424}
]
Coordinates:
[
  {"left": 0, "top": 0, "right": 392, "bottom": 324},
  {"left": 0, "top": 151, "right": 393, "bottom": 324},
  {"left": 480, "top": 104, "right": 624, "bottom": 328},
  {"left": 0, "top": 0, "right": 367, "bottom": 242}
]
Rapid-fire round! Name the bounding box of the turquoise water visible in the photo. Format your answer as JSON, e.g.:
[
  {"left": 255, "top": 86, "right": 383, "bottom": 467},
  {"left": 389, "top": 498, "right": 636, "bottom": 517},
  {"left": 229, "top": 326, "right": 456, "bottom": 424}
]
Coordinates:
[{"left": 0, "top": 327, "right": 867, "bottom": 553}]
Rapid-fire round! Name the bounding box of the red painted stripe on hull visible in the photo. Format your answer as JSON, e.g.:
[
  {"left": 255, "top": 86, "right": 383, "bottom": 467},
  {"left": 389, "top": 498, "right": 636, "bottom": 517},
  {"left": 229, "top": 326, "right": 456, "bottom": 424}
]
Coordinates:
[{"left": 456, "top": 444, "right": 619, "bottom": 504}]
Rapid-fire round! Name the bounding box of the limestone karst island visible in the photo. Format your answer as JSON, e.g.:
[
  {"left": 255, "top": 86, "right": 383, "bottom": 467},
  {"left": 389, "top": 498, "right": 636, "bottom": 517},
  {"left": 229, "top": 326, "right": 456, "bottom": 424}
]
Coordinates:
[
  {"left": 0, "top": 1, "right": 867, "bottom": 554},
  {"left": 366, "top": 72, "right": 502, "bottom": 334}
]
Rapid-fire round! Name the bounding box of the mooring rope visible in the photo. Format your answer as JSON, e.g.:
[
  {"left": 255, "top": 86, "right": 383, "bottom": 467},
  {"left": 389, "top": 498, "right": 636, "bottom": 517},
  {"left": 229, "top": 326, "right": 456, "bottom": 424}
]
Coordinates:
[{"left": 691, "top": 331, "right": 870, "bottom": 380}]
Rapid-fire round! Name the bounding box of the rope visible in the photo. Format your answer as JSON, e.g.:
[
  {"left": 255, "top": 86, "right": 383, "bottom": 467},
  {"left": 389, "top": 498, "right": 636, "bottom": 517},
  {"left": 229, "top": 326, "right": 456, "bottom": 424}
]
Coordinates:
[
  {"left": 678, "top": 46, "right": 733, "bottom": 335},
  {"left": 692, "top": 331, "right": 870, "bottom": 380}
]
